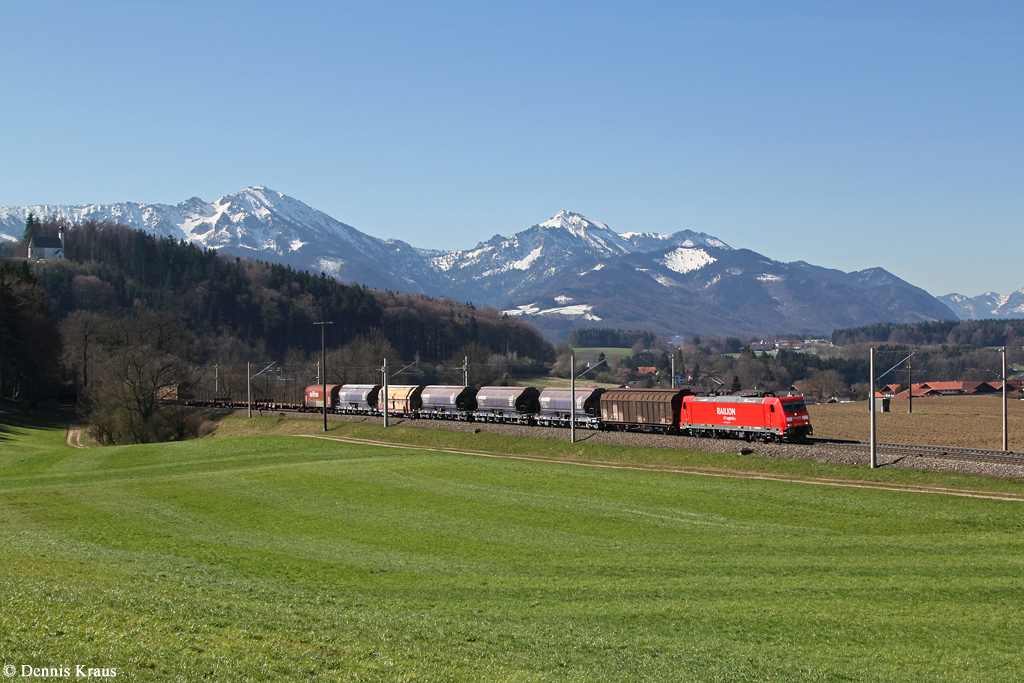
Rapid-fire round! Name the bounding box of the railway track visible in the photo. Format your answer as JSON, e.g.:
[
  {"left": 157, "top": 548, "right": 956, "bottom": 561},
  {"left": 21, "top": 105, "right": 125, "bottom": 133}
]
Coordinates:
[{"left": 810, "top": 438, "right": 1024, "bottom": 466}]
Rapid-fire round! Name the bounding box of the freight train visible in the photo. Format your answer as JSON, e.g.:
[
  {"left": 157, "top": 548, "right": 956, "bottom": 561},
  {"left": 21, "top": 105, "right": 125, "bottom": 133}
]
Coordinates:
[{"left": 303, "top": 383, "right": 812, "bottom": 442}]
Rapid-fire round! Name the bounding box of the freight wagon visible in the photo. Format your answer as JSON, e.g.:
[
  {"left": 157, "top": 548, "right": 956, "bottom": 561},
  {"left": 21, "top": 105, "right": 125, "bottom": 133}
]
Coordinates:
[
  {"left": 473, "top": 386, "right": 541, "bottom": 423},
  {"left": 600, "top": 388, "right": 689, "bottom": 431},
  {"left": 420, "top": 385, "right": 478, "bottom": 419},
  {"left": 336, "top": 384, "right": 382, "bottom": 414},
  {"left": 304, "top": 384, "right": 341, "bottom": 410},
  {"left": 383, "top": 385, "right": 425, "bottom": 416},
  {"left": 537, "top": 387, "right": 606, "bottom": 428}
]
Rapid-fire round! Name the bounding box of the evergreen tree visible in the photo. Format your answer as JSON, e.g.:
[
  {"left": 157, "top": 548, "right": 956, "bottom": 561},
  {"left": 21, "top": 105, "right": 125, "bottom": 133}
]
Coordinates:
[{"left": 22, "top": 213, "right": 41, "bottom": 241}]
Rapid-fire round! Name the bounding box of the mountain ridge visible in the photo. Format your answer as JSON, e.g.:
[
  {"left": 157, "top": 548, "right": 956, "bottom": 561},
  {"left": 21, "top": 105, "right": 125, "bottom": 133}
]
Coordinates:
[{"left": 0, "top": 186, "right": 972, "bottom": 339}]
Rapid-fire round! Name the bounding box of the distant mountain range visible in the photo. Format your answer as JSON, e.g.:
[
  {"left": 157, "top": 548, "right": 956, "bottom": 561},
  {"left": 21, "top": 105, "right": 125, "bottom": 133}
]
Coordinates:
[
  {"left": 2, "top": 185, "right": 1009, "bottom": 340},
  {"left": 938, "top": 290, "right": 1024, "bottom": 320}
]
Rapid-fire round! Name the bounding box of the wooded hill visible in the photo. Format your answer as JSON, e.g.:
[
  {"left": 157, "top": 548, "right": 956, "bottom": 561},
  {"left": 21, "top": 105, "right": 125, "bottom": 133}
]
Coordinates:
[
  {"left": 1, "top": 220, "right": 553, "bottom": 443},
  {"left": 29, "top": 220, "right": 553, "bottom": 363}
]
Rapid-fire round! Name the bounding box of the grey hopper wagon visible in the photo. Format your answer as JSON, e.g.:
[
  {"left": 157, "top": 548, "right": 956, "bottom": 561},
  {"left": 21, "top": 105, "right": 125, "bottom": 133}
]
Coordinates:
[
  {"left": 420, "top": 385, "right": 478, "bottom": 419},
  {"left": 474, "top": 386, "right": 541, "bottom": 424},
  {"left": 336, "top": 384, "right": 381, "bottom": 414},
  {"left": 537, "top": 387, "right": 606, "bottom": 428}
]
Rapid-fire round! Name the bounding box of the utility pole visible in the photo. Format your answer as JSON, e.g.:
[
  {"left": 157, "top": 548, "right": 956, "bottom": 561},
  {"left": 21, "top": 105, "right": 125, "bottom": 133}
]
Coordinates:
[
  {"left": 1003, "top": 347, "right": 1008, "bottom": 452},
  {"left": 215, "top": 364, "right": 219, "bottom": 397},
  {"left": 382, "top": 357, "right": 389, "bottom": 428},
  {"left": 247, "top": 361, "right": 251, "bottom": 418},
  {"left": 907, "top": 358, "right": 912, "bottom": 414},
  {"left": 570, "top": 355, "right": 607, "bottom": 444},
  {"left": 869, "top": 348, "right": 877, "bottom": 469},
  {"left": 314, "top": 322, "right": 333, "bottom": 432},
  {"left": 464, "top": 356, "right": 469, "bottom": 387},
  {"left": 671, "top": 355, "right": 675, "bottom": 389},
  {"left": 570, "top": 354, "right": 576, "bottom": 444}
]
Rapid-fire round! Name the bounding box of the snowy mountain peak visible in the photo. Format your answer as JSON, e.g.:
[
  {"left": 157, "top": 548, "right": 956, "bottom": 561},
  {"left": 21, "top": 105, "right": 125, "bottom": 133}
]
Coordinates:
[
  {"left": 533, "top": 210, "right": 629, "bottom": 255},
  {"left": 620, "top": 229, "right": 733, "bottom": 253},
  {"left": 538, "top": 210, "right": 610, "bottom": 232},
  {"left": 938, "top": 288, "right": 1024, "bottom": 320}
]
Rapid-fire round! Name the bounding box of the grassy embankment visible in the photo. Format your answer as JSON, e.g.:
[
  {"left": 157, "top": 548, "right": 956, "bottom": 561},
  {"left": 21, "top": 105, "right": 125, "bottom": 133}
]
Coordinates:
[{"left": 2, "top": 404, "right": 1024, "bottom": 681}]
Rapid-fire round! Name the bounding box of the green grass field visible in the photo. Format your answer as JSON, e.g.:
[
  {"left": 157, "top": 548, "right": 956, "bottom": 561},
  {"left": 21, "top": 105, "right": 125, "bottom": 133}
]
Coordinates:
[
  {"left": 516, "top": 375, "right": 622, "bottom": 389},
  {"left": 2, "top": 406, "right": 1024, "bottom": 681},
  {"left": 571, "top": 347, "right": 633, "bottom": 361}
]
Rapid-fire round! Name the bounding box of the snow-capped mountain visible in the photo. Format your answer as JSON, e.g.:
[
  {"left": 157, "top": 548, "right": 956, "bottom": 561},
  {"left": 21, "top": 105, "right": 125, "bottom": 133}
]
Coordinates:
[
  {"left": 502, "top": 240, "right": 956, "bottom": 339},
  {"left": 426, "top": 210, "right": 732, "bottom": 301},
  {"left": 0, "top": 187, "right": 962, "bottom": 338},
  {"left": 620, "top": 229, "right": 731, "bottom": 253},
  {"left": 939, "top": 290, "right": 1024, "bottom": 320}
]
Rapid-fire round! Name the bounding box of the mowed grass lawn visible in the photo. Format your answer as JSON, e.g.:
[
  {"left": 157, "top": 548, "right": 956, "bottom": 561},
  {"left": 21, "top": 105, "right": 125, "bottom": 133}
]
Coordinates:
[{"left": 2, "top": 408, "right": 1024, "bottom": 681}]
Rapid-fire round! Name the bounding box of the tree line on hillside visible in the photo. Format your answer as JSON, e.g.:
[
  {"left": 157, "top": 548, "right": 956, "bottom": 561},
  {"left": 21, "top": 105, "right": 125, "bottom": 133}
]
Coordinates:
[
  {"left": 25, "top": 220, "right": 554, "bottom": 361},
  {"left": 832, "top": 319, "right": 1024, "bottom": 347},
  {"left": 3, "top": 218, "right": 554, "bottom": 444},
  {"left": 568, "top": 328, "right": 660, "bottom": 349}
]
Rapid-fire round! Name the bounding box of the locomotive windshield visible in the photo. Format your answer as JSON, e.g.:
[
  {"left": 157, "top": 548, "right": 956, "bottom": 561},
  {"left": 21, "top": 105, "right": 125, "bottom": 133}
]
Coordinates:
[{"left": 781, "top": 400, "right": 807, "bottom": 413}]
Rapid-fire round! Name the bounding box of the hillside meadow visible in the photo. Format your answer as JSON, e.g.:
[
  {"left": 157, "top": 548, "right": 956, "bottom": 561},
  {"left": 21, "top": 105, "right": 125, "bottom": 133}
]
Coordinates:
[{"left": 1, "top": 405, "right": 1024, "bottom": 681}]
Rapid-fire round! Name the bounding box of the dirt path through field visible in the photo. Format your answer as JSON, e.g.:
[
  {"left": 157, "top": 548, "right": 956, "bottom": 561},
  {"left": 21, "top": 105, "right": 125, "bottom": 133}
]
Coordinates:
[
  {"left": 300, "top": 434, "right": 1024, "bottom": 503},
  {"left": 62, "top": 411, "right": 86, "bottom": 449}
]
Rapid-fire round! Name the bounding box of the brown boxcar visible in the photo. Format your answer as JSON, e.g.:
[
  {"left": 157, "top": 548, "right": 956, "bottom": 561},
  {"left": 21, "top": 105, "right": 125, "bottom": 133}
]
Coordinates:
[{"left": 599, "top": 388, "right": 689, "bottom": 431}]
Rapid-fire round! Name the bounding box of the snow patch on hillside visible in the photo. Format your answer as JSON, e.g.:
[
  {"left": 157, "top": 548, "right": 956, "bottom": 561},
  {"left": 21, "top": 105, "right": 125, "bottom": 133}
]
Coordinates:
[
  {"left": 503, "top": 302, "right": 602, "bottom": 320},
  {"left": 651, "top": 273, "right": 680, "bottom": 288},
  {"left": 662, "top": 248, "right": 716, "bottom": 274},
  {"left": 511, "top": 246, "right": 543, "bottom": 270}
]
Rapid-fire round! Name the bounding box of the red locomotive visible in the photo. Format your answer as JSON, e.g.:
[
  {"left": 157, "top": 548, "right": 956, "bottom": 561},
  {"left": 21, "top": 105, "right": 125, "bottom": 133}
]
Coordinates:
[{"left": 681, "top": 394, "right": 811, "bottom": 442}]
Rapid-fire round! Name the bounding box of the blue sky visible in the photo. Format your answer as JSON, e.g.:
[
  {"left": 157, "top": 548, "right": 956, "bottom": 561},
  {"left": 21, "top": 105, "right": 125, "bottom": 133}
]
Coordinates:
[{"left": 2, "top": 1, "right": 1021, "bottom": 297}]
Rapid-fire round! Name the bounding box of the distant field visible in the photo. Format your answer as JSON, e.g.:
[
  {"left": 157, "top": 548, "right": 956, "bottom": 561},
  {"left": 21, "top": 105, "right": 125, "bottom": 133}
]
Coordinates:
[
  {"left": 809, "top": 395, "right": 1024, "bottom": 449},
  {"left": 3, "top": 405, "right": 1024, "bottom": 681},
  {"left": 572, "top": 347, "right": 632, "bottom": 360},
  {"left": 518, "top": 375, "right": 621, "bottom": 389}
]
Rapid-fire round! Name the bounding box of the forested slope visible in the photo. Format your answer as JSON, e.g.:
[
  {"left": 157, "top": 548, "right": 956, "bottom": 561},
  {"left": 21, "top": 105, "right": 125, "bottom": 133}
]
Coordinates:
[{"left": 29, "top": 220, "right": 552, "bottom": 363}]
